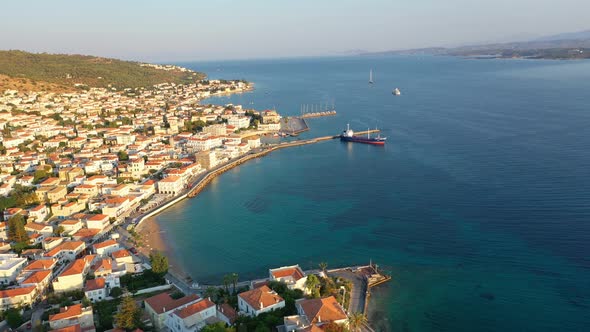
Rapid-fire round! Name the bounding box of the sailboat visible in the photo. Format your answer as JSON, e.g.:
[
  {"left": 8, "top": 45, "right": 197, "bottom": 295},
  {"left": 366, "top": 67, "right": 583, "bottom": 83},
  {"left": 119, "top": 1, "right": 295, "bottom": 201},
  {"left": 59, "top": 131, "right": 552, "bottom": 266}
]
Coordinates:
[
  {"left": 369, "top": 69, "right": 374, "bottom": 84},
  {"left": 392, "top": 88, "right": 401, "bottom": 96}
]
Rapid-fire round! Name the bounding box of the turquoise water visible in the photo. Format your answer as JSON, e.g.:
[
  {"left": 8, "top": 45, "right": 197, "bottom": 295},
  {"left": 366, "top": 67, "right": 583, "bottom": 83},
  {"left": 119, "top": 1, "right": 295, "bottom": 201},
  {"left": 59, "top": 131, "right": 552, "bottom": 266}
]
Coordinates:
[{"left": 157, "top": 56, "right": 590, "bottom": 331}]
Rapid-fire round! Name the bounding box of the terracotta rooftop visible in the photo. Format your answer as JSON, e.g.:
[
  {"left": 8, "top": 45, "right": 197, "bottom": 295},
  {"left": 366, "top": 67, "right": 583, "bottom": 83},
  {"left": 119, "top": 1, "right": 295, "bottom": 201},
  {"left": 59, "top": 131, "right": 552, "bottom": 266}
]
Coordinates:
[
  {"left": 49, "top": 304, "right": 83, "bottom": 321},
  {"left": 58, "top": 258, "right": 87, "bottom": 277},
  {"left": 0, "top": 286, "right": 36, "bottom": 298},
  {"left": 45, "top": 241, "right": 85, "bottom": 257},
  {"left": 22, "top": 270, "right": 52, "bottom": 284},
  {"left": 174, "top": 298, "right": 215, "bottom": 319},
  {"left": 218, "top": 303, "right": 237, "bottom": 324},
  {"left": 112, "top": 249, "right": 131, "bottom": 259},
  {"left": 24, "top": 259, "right": 56, "bottom": 271},
  {"left": 92, "top": 258, "right": 113, "bottom": 272},
  {"left": 85, "top": 277, "right": 106, "bottom": 291},
  {"left": 238, "top": 285, "right": 284, "bottom": 310},
  {"left": 271, "top": 266, "right": 305, "bottom": 281},
  {"left": 93, "top": 239, "right": 118, "bottom": 250},
  {"left": 297, "top": 296, "right": 347, "bottom": 324},
  {"left": 144, "top": 293, "right": 200, "bottom": 314}
]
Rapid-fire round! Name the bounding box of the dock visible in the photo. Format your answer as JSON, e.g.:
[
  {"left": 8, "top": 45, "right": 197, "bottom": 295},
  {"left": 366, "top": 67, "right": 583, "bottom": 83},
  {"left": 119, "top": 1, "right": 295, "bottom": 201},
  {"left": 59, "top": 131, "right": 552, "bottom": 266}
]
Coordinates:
[{"left": 300, "top": 110, "right": 337, "bottom": 119}]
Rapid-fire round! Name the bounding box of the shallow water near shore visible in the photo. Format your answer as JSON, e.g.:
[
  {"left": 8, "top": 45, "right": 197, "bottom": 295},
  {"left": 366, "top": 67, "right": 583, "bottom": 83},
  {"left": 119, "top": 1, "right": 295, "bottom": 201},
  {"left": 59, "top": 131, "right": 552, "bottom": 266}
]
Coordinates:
[{"left": 156, "top": 56, "right": 590, "bottom": 331}]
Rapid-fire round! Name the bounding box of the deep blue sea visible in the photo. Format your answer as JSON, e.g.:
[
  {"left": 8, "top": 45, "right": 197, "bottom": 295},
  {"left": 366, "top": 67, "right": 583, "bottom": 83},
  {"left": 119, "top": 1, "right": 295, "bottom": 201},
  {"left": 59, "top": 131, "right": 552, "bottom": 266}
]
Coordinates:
[{"left": 157, "top": 56, "right": 590, "bottom": 331}]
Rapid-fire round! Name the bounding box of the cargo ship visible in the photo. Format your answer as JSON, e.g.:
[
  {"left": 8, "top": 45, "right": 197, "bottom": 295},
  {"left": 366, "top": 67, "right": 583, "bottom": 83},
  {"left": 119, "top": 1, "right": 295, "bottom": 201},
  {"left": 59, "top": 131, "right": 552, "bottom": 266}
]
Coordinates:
[{"left": 340, "top": 124, "right": 386, "bottom": 145}]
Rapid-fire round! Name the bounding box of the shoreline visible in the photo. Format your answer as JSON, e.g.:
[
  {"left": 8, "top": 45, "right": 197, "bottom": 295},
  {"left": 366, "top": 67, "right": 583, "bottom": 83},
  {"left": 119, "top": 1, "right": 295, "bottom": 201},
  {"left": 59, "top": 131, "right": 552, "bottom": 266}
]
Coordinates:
[
  {"left": 134, "top": 129, "right": 380, "bottom": 278},
  {"left": 135, "top": 216, "right": 192, "bottom": 282}
]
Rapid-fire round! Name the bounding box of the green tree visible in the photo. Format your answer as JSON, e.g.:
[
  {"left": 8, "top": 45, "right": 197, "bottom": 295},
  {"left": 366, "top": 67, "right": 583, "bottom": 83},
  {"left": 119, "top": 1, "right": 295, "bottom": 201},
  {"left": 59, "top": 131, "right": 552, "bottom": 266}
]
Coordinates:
[
  {"left": 231, "top": 273, "right": 239, "bottom": 295},
  {"left": 5, "top": 308, "right": 24, "bottom": 328},
  {"left": 82, "top": 297, "right": 92, "bottom": 308},
  {"left": 304, "top": 274, "right": 320, "bottom": 298},
  {"left": 200, "top": 322, "right": 235, "bottom": 332},
  {"left": 54, "top": 225, "right": 65, "bottom": 236},
  {"left": 117, "top": 150, "right": 129, "bottom": 161},
  {"left": 204, "top": 286, "right": 218, "bottom": 302},
  {"left": 114, "top": 296, "right": 141, "bottom": 331},
  {"left": 8, "top": 214, "right": 28, "bottom": 243},
  {"left": 222, "top": 274, "right": 231, "bottom": 295},
  {"left": 149, "top": 251, "right": 168, "bottom": 275},
  {"left": 110, "top": 287, "right": 123, "bottom": 298},
  {"left": 319, "top": 262, "right": 328, "bottom": 275},
  {"left": 347, "top": 312, "right": 368, "bottom": 332}
]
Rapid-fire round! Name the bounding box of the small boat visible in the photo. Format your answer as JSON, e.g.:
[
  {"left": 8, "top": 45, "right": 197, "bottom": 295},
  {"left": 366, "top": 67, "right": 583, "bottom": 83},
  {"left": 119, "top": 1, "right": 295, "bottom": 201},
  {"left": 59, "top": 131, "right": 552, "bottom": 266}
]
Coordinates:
[
  {"left": 369, "top": 69, "right": 374, "bottom": 84},
  {"left": 392, "top": 88, "right": 401, "bottom": 96}
]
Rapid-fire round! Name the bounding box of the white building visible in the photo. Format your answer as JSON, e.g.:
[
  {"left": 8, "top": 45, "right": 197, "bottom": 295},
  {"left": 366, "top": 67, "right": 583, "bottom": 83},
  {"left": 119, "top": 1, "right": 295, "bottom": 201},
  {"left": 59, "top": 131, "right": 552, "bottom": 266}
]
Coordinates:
[
  {"left": 186, "top": 136, "right": 223, "bottom": 152},
  {"left": 49, "top": 304, "right": 95, "bottom": 331},
  {"left": 84, "top": 277, "right": 108, "bottom": 302},
  {"left": 145, "top": 293, "right": 201, "bottom": 330},
  {"left": 158, "top": 176, "right": 184, "bottom": 195},
  {"left": 227, "top": 116, "right": 250, "bottom": 130},
  {"left": 52, "top": 257, "right": 91, "bottom": 293},
  {"left": 269, "top": 265, "right": 308, "bottom": 292},
  {"left": 0, "top": 286, "right": 37, "bottom": 311},
  {"left": 202, "top": 124, "right": 227, "bottom": 136},
  {"left": 86, "top": 214, "right": 110, "bottom": 231},
  {"left": 0, "top": 254, "right": 28, "bottom": 285},
  {"left": 295, "top": 296, "right": 348, "bottom": 327},
  {"left": 238, "top": 285, "right": 285, "bottom": 317},
  {"left": 165, "top": 298, "right": 217, "bottom": 332},
  {"left": 93, "top": 239, "right": 120, "bottom": 257},
  {"left": 45, "top": 241, "right": 86, "bottom": 264}
]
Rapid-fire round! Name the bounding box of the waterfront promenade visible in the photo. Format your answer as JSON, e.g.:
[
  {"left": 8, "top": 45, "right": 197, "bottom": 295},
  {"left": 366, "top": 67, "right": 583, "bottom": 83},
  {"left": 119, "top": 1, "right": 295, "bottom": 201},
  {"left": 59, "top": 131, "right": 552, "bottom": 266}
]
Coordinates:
[{"left": 130, "top": 128, "right": 381, "bottom": 229}]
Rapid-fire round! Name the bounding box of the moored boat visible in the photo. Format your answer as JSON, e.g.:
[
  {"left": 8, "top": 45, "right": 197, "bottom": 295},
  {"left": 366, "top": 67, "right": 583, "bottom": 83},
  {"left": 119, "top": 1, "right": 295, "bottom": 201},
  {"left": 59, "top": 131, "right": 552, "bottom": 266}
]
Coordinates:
[{"left": 340, "top": 124, "right": 386, "bottom": 145}]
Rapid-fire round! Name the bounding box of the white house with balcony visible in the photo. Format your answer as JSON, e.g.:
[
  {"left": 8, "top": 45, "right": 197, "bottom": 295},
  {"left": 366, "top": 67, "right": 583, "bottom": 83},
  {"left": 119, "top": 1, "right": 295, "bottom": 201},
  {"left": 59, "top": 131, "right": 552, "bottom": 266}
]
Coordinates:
[{"left": 238, "top": 285, "right": 285, "bottom": 317}]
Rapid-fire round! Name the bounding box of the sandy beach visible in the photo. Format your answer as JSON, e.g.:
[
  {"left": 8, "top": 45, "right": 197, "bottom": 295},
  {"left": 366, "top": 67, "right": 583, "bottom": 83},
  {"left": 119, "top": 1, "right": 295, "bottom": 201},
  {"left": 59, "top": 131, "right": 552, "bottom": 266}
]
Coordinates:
[{"left": 135, "top": 216, "right": 193, "bottom": 283}]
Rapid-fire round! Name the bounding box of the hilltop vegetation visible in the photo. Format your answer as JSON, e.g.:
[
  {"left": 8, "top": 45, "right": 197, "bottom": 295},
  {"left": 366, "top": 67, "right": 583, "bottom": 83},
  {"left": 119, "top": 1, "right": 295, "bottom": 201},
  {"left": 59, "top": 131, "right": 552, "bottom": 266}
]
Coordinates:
[{"left": 0, "top": 50, "right": 205, "bottom": 92}]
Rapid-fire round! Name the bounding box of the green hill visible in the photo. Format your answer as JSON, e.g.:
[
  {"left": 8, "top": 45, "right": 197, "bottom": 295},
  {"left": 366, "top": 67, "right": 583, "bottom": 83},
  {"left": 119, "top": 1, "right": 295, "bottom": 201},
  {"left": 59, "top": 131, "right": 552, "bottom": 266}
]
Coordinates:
[{"left": 0, "top": 50, "right": 205, "bottom": 92}]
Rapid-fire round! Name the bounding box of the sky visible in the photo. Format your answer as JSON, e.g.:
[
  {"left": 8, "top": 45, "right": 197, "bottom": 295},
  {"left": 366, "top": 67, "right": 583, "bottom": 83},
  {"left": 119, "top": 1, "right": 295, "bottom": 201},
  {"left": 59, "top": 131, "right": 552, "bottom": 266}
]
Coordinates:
[{"left": 1, "top": 0, "right": 588, "bottom": 62}]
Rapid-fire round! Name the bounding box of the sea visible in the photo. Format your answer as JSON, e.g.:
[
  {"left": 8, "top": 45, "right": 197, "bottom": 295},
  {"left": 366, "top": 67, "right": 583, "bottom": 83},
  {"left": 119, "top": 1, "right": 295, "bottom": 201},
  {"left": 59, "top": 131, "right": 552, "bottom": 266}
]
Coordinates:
[{"left": 155, "top": 55, "right": 590, "bottom": 331}]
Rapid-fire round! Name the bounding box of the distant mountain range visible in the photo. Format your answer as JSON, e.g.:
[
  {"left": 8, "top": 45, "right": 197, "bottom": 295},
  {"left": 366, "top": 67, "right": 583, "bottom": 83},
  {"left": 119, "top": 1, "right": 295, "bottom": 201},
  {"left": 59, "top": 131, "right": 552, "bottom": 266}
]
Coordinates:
[{"left": 363, "top": 30, "right": 590, "bottom": 59}]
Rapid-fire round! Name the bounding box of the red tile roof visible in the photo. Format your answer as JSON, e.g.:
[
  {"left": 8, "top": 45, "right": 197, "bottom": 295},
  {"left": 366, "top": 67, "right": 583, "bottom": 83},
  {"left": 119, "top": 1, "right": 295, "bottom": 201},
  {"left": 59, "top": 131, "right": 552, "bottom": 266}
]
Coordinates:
[
  {"left": 174, "top": 298, "right": 215, "bottom": 319},
  {"left": 144, "top": 293, "right": 200, "bottom": 314},
  {"left": 238, "top": 285, "right": 284, "bottom": 310},
  {"left": 45, "top": 241, "right": 85, "bottom": 257},
  {"left": 59, "top": 259, "right": 87, "bottom": 277},
  {"left": 25, "top": 259, "right": 56, "bottom": 271},
  {"left": 271, "top": 267, "right": 305, "bottom": 281},
  {"left": 49, "top": 304, "right": 83, "bottom": 321},
  {"left": 22, "top": 270, "right": 52, "bottom": 284},
  {"left": 85, "top": 277, "right": 106, "bottom": 291},
  {"left": 0, "top": 286, "right": 36, "bottom": 298},
  {"left": 112, "top": 249, "right": 131, "bottom": 259},
  {"left": 297, "top": 296, "right": 347, "bottom": 324},
  {"left": 218, "top": 303, "right": 237, "bottom": 324},
  {"left": 93, "top": 239, "right": 118, "bottom": 250}
]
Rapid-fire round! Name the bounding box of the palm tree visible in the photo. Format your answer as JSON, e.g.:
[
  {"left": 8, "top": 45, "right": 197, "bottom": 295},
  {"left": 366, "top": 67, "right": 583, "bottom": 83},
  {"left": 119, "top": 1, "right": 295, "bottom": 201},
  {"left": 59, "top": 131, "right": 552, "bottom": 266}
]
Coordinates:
[
  {"left": 347, "top": 312, "right": 368, "bottom": 332},
  {"left": 204, "top": 286, "right": 217, "bottom": 302},
  {"left": 318, "top": 262, "right": 328, "bottom": 275},
  {"left": 231, "top": 273, "right": 239, "bottom": 294},
  {"left": 222, "top": 274, "right": 231, "bottom": 294}
]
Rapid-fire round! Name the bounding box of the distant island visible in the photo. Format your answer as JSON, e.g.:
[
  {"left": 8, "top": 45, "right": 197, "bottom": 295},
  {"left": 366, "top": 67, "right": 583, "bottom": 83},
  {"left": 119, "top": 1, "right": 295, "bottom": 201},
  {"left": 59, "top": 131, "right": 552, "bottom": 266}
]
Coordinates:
[
  {"left": 0, "top": 50, "right": 205, "bottom": 92},
  {"left": 363, "top": 29, "right": 590, "bottom": 60}
]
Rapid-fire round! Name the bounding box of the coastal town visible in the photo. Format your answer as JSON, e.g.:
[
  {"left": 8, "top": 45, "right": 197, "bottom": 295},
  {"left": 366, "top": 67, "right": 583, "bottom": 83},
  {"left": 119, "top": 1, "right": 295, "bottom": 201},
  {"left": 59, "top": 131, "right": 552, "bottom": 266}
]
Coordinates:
[{"left": 0, "top": 62, "right": 387, "bottom": 332}]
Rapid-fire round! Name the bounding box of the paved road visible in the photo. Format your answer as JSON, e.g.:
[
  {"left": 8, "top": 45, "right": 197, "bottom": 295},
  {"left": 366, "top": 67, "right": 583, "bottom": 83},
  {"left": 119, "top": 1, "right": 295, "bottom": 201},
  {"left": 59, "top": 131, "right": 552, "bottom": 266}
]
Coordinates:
[{"left": 329, "top": 269, "right": 368, "bottom": 315}]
